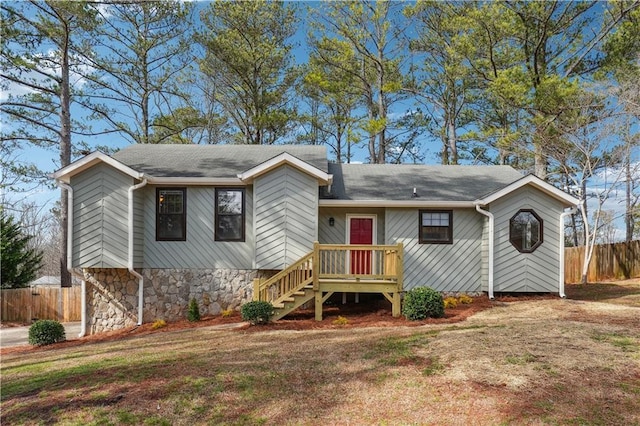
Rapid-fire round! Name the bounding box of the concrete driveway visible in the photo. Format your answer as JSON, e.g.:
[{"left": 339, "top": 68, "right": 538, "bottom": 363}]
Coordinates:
[{"left": 0, "top": 322, "right": 81, "bottom": 348}]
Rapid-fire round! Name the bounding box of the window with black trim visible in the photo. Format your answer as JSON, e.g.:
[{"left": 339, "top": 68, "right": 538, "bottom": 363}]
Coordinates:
[
  {"left": 509, "top": 209, "right": 543, "bottom": 253},
  {"left": 419, "top": 210, "right": 453, "bottom": 244},
  {"left": 215, "top": 188, "right": 245, "bottom": 241},
  {"left": 157, "top": 188, "right": 186, "bottom": 241}
]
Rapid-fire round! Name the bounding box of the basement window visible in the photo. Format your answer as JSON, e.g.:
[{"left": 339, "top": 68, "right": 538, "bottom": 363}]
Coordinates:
[
  {"left": 509, "top": 209, "right": 543, "bottom": 253},
  {"left": 157, "top": 188, "right": 186, "bottom": 241}
]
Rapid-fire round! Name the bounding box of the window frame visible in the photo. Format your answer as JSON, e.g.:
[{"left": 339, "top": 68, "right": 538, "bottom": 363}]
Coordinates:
[
  {"left": 509, "top": 208, "right": 543, "bottom": 253},
  {"left": 419, "top": 210, "right": 453, "bottom": 244},
  {"left": 215, "top": 188, "right": 245, "bottom": 242},
  {"left": 156, "top": 187, "right": 187, "bottom": 242}
]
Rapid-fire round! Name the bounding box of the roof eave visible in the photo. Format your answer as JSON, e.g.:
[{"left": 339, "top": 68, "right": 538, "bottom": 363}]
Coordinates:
[
  {"left": 319, "top": 200, "right": 477, "bottom": 208},
  {"left": 50, "top": 152, "right": 144, "bottom": 183},
  {"left": 147, "top": 177, "right": 245, "bottom": 186},
  {"left": 475, "top": 174, "right": 580, "bottom": 207},
  {"left": 237, "top": 152, "right": 332, "bottom": 185}
]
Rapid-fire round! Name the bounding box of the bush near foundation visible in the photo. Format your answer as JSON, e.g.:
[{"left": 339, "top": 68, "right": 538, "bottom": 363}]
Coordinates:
[
  {"left": 241, "top": 301, "right": 273, "bottom": 325},
  {"left": 187, "top": 298, "right": 201, "bottom": 322},
  {"left": 403, "top": 287, "right": 445, "bottom": 320},
  {"left": 28, "top": 320, "right": 66, "bottom": 346}
]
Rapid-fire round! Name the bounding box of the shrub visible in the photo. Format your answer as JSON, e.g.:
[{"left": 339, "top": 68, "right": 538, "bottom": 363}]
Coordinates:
[
  {"left": 28, "top": 320, "right": 66, "bottom": 346},
  {"left": 458, "top": 294, "right": 473, "bottom": 304},
  {"left": 332, "top": 316, "right": 348, "bottom": 326},
  {"left": 443, "top": 296, "right": 458, "bottom": 309},
  {"left": 187, "top": 298, "right": 201, "bottom": 322},
  {"left": 151, "top": 319, "right": 167, "bottom": 330},
  {"left": 241, "top": 301, "right": 273, "bottom": 325},
  {"left": 402, "top": 287, "right": 445, "bottom": 320}
]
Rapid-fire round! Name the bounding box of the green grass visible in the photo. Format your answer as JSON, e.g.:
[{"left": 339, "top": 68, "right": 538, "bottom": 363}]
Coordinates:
[
  {"left": 364, "top": 331, "right": 438, "bottom": 366},
  {"left": 591, "top": 332, "right": 639, "bottom": 352},
  {"left": 505, "top": 352, "right": 538, "bottom": 365}
]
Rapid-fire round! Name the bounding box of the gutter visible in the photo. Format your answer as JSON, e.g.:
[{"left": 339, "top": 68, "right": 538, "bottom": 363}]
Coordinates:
[
  {"left": 128, "top": 178, "right": 148, "bottom": 326},
  {"left": 474, "top": 204, "right": 495, "bottom": 300},
  {"left": 559, "top": 207, "right": 578, "bottom": 298},
  {"left": 55, "top": 181, "right": 87, "bottom": 337}
]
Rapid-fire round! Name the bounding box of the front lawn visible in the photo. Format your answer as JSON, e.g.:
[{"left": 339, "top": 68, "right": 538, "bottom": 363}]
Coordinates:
[{"left": 1, "top": 280, "right": 639, "bottom": 425}]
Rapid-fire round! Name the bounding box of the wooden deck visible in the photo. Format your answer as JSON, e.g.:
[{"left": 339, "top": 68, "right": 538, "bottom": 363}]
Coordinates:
[{"left": 253, "top": 242, "right": 403, "bottom": 321}]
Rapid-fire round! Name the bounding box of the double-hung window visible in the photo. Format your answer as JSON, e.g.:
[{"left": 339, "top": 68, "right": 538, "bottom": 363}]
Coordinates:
[
  {"left": 419, "top": 210, "right": 453, "bottom": 244},
  {"left": 215, "top": 188, "right": 245, "bottom": 242},
  {"left": 157, "top": 188, "right": 186, "bottom": 241}
]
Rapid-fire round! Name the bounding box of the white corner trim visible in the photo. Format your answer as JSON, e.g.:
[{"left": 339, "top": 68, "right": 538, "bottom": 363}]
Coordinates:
[
  {"left": 50, "top": 151, "right": 144, "bottom": 183},
  {"left": 237, "top": 152, "right": 333, "bottom": 185},
  {"left": 476, "top": 174, "right": 580, "bottom": 206}
]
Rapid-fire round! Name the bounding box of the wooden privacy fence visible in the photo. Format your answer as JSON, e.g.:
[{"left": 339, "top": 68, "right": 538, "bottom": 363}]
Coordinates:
[
  {"left": 565, "top": 240, "right": 640, "bottom": 283},
  {"left": 1, "top": 287, "right": 81, "bottom": 323}
]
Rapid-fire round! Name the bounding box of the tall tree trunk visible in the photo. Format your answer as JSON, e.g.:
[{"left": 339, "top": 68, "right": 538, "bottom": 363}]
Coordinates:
[
  {"left": 533, "top": 141, "right": 547, "bottom": 179},
  {"left": 60, "top": 27, "right": 72, "bottom": 288},
  {"left": 448, "top": 118, "right": 458, "bottom": 165},
  {"left": 626, "top": 154, "right": 633, "bottom": 242}
]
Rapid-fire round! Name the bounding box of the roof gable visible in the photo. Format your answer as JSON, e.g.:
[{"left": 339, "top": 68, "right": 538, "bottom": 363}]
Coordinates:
[
  {"left": 51, "top": 152, "right": 143, "bottom": 183},
  {"left": 237, "top": 152, "right": 332, "bottom": 184},
  {"left": 476, "top": 174, "right": 579, "bottom": 207}
]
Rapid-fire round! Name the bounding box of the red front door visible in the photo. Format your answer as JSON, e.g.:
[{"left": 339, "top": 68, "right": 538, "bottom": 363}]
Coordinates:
[{"left": 349, "top": 218, "right": 373, "bottom": 274}]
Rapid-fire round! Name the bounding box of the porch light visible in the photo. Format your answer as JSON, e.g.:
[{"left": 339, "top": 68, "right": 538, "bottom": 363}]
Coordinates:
[{"left": 329, "top": 217, "right": 335, "bottom": 227}]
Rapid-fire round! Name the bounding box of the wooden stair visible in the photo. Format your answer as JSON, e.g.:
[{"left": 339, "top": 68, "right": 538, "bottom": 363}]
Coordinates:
[
  {"left": 271, "top": 285, "right": 315, "bottom": 321},
  {"left": 253, "top": 242, "right": 404, "bottom": 321}
]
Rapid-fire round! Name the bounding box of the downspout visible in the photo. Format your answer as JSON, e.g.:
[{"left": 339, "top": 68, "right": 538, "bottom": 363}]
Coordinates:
[
  {"left": 128, "top": 178, "right": 148, "bottom": 326},
  {"left": 559, "top": 207, "right": 578, "bottom": 298},
  {"left": 475, "top": 204, "right": 495, "bottom": 300},
  {"left": 55, "top": 181, "right": 87, "bottom": 337}
]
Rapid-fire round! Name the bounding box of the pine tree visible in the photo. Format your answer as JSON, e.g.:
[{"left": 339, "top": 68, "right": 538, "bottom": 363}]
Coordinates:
[{"left": 1, "top": 211, "right": 43, "bottom": 289}]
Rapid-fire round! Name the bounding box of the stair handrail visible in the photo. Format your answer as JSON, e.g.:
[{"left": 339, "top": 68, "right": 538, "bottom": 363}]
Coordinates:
[{"left": 253, "top": 250, "right": 314, "bottom": 303}]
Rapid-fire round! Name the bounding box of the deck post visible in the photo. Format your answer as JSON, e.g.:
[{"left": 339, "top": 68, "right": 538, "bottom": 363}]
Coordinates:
[
  {"left": 392, "top": 292, "right": 401, "bottom": 317},
  {"left": 315, "top": 291, "right": 323, "bottom": 321},
  {"left": 312, "top": 241, "right": 320, "bottom": 291},
  {"left": 253, "top": 278, "right": 261, "bottom": 301},
  {"left": 395, "top": 243, "right": 404, "bottom": 318}
]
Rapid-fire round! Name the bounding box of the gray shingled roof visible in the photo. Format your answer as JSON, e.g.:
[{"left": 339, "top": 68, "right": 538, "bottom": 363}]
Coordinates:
[
  {"left": 112, "top": 144, "right": 329, "bottom": 177},
  {"left": 324, "top": 163, "right": 525, "bottom": 201},
  {"left": 110, "top": 144, "right": 524, "bottom": 201}
]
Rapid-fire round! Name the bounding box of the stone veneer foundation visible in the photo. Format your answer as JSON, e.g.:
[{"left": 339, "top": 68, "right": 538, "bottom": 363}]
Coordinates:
[{"left": 83, "top": 268, "right": 270, "bottom": 334}]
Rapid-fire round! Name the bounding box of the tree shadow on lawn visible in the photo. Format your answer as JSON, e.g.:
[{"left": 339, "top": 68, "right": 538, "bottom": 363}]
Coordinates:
[{"left": 565, "top": 280, "right": 640, "bottom": 304}]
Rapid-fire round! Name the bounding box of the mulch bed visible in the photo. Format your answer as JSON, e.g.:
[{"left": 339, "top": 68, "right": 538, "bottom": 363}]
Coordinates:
[{"left": 1, "top": 292, "right": 559, "bottom": 355}]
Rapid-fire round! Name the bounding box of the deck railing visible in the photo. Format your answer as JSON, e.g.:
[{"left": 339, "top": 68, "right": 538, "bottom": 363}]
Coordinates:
[
  {"left": 254, "top": 242, "right": 403, "bottom": 305},
  {"left": 253, "top": 251, "right": 314, "bottom": 303}
]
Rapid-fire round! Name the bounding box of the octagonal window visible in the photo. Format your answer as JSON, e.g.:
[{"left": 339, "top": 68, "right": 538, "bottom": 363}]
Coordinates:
[{"left": 509, "top": 209, "right": 543, "bottom": 253}]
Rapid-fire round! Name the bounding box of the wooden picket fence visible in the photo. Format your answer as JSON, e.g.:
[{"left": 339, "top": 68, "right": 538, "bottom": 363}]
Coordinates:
[
  {"left": 0, "top": 287, "right": 81, "bottom": 323},
  {"left": 565, "top": 240, "right": 640, "bottom": 283}
]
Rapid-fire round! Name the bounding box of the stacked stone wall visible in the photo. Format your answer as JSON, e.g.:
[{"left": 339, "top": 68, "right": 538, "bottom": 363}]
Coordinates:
[{"left": 83, "top": 268, "right": 270, "bottom": 334}]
